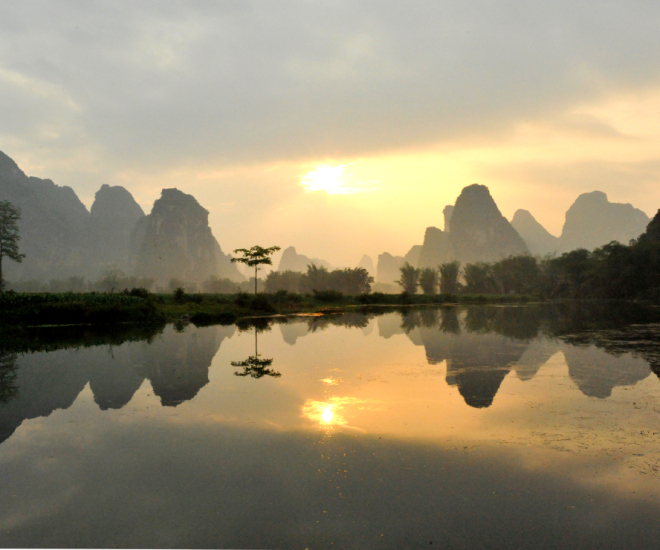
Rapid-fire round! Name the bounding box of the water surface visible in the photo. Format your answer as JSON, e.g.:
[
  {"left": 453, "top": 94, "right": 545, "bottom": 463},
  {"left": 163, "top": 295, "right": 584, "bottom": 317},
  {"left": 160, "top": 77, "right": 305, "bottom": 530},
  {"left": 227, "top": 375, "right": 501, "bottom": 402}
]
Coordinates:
[{"left": 1, "top": 304, "right": 660, "bottom": 548}]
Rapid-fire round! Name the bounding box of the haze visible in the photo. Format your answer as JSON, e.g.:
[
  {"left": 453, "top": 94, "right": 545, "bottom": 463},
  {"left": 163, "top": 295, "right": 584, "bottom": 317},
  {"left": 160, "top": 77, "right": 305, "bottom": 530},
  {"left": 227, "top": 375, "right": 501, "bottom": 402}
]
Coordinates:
[{"left": 2, "top": 0, "right": 660, "bottom": 267}]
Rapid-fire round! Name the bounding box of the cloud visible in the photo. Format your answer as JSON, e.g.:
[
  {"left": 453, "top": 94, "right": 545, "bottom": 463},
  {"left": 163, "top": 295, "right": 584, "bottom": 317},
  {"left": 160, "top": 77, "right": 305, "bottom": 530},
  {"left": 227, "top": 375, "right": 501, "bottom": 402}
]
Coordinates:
[
  {"left": 3, "top": 0, "right": 660, "bottom": 175},
  {"left": 2, "top": 1, "right": 660, "bottom": 265}
]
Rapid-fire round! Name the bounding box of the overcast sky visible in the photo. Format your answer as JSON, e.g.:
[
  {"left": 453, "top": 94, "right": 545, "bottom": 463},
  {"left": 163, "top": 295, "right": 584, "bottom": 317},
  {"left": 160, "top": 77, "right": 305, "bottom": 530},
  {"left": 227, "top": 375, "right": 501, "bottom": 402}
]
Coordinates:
[{"left": 2, "top": 0, "right": 660, "bottom": 266}]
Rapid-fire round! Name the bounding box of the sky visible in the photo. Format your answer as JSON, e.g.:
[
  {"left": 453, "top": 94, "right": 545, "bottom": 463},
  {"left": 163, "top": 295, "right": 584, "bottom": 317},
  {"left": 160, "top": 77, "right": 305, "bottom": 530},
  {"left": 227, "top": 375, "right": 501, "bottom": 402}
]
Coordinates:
[{"left": 2, "top": 0, "right": 660, "bottom": 268}]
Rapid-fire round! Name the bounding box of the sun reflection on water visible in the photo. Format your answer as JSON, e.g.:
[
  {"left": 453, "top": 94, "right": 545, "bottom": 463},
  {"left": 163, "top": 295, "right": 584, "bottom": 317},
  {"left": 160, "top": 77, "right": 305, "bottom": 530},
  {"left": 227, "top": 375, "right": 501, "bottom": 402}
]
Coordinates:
[
  {"left": 321, "top": 406, "right": 334, "bottom": 424},
  {"left": 302, "top": 396, "right": 367, "bottom": 429}
]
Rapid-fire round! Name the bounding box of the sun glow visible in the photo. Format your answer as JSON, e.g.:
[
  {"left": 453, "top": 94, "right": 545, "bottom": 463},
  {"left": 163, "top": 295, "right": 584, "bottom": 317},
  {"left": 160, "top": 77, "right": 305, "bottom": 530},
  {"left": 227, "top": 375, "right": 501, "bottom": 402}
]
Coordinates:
[
  {"left": 301, "top": 164, "right": 377, "bottom": 195},
  {"left": 301, "top": 165, "right": 351, "bottom": 194},
  {"left": 302, "top": 396, "right": 369, "bottom": 429},
  {"left": 321, "top": 406, "right": 334, "bottom": 423}
]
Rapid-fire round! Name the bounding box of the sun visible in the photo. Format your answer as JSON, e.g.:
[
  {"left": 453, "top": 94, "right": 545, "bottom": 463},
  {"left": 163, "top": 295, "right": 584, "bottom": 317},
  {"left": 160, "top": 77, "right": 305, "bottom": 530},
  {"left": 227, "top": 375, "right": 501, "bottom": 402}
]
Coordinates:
[
  {"left": 301, "top": 165, "right": 351, "bottom": 194},
  {"left": 300, "top": 163, "right": 381, "bottom": 195},
  {"left": 321, "top": 405, "right": 335, "bottom": 424}
]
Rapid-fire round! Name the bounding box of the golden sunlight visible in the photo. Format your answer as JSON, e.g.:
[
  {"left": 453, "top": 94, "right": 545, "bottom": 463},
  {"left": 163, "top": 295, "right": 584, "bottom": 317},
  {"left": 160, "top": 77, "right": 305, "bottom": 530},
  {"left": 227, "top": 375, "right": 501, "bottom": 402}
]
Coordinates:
[
  {"left": 321, "top": 405, "right": 334, "bottom": 424},
  {"left": 302, "top": 396, "right": 367, "bottom": 428},
  {"left": 301, "top": 164, "right": 378, "bottom": 195},
  {"left": 301, "top": 165, "right": 352, "bottom": 194}
]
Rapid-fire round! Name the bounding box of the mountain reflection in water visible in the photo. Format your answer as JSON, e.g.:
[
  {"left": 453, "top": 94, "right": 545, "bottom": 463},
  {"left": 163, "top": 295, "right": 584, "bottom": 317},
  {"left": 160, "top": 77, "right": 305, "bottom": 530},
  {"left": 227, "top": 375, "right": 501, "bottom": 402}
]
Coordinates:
[
  {"left": 0, "top": 304, "right": 659, "bottom": 443},
  {"left": 0, "top": 324, "right": 234, "bottom": 442},
  {"left": 1, "top": 304, "right": 660, "bottom": 547}
]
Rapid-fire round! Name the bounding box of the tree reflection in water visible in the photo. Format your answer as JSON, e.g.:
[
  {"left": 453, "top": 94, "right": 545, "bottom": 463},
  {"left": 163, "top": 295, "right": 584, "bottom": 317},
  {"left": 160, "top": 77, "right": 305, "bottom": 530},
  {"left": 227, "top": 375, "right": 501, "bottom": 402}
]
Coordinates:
[
  {"left": 0, "top": 352, "right": 18, "bottom": 405},
  {"left": 231, "top": 324, "right": 281, "bottom": 379}
]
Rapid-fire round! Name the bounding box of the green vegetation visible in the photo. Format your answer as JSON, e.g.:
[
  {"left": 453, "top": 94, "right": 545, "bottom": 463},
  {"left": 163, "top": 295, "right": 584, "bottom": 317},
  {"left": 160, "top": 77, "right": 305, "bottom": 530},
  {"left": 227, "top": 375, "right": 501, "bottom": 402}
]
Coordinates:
[
  {"left": 0, "top": 201, "right": 25, "bottom": 290},
  {"left": 388, "top": 210, "right": 660, "bottom": 301},
  {"left": 451, "top": 213, "right": 660, "bottom": 300},
  {"left": 230, "top": 245, "right": 281, "bottom": 294},
  {"left": 3, "top": 209, "right": 659, "bottom": 327},
  {"left": 0, "top": 290, "right": 162, "bottom": 326},
  {"left": 419, "top": 267, "right": 438, "bottom": 295},
  {"left": 439, "top": 261, "right": 461, "bottom": 294},
  {"left": 264, "top": 264, "right": 373, "bottom": 294},
  {"left": 397, "top": 262, "right": 420, "bottom": 295},
  {"left": 0, "top": 287, "right": 537, "bottom": 328}
]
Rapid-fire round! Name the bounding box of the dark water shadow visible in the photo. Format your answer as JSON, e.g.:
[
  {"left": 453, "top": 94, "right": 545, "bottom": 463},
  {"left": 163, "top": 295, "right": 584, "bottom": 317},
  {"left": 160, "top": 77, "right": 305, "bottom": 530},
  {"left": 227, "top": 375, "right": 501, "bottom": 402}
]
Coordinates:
[{"left": 0, "top": 425, "right": 658, "bottom": 549}]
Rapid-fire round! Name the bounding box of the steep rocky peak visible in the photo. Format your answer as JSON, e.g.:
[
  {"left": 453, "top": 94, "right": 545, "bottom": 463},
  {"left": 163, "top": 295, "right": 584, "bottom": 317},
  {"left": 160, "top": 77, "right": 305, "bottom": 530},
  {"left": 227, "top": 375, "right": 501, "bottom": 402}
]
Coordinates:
[
  {"left": 149, "top": 188, "right": 210, "bottom": 229},
  {"left": 91, "top": 184, "right": 145, "bottom": 221},
  {"left": 572, "top": 190, "right": 608, "bottom": 206},
  {"left": 560, "top": 190, "right": 649, "bottom": 251},
  {"left": 449, "top": 184, "right": 528, "bottom": 262},
  {"left": 452, "top": 184, "right": 498, "bottom": 219},
  {"left": 0, "top": 150, "right": 25, "bottom": 179},
  {"left": 511, "top": 209, "right": 559, "bottom": 256},
  {"left": 511, "top": 209, "right": 535, "bottom": 225},
  {"left": 278, "top": 246, "right": 331, "bottom": 272}
]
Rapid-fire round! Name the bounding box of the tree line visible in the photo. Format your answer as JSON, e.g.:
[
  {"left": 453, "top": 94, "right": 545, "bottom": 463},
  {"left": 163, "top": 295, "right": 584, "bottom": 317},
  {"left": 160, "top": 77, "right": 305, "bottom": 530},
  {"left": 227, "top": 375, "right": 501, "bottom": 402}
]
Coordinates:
[
  {"left": 2, "top": 192, "right": 659, "bottom": 302},
  {"left": 396, "top": 209, "right": 660, "bottom": 300},
  {"left": 264, "top": 265, "right": 373, "bottom": 295}
]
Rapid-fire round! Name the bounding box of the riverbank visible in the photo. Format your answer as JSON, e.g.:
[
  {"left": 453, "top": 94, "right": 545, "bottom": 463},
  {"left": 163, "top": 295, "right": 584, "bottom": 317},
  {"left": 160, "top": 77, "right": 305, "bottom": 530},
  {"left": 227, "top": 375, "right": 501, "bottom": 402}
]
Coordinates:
[{"left": 0, "top": 290, "right": 543, "bottom": 328}]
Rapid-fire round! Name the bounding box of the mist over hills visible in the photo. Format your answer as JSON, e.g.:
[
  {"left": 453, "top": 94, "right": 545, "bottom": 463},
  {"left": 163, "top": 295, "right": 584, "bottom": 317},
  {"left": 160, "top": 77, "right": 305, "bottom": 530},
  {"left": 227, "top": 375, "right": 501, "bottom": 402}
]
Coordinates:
[
  {"left": 376, "top": 184, "right": 652, "bottom": 285},
  {"left": 89, "top": 184, "right": 146, "bottom": 277},
  {"left": 378, "top": 184, "right": 529, "bottom": 284},
  {"left": 0, "top": 149, "right": 654, "bottom": 289},
  {"left": 511, "top": 209, "right": 559, "bottom": 256},
  {"left": 559, "top": 191, "right": 649, "bottom": 252},
  {"left": 130, "top": 188, "right": 241, "bottom": 284},
  {"left": 277, "top": 246, "right": 333, "bottom": 272},
  {"left": 0, "top": 151, "right": 243, "bottom": 286},
  {"left": 511, "top": 191, "right": 649, "bottom": 256}
]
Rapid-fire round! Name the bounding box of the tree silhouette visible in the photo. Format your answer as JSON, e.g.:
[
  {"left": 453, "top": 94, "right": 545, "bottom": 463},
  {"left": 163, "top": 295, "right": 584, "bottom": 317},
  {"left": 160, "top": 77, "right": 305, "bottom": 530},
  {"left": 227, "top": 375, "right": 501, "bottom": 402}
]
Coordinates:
[
  {"left": 419, "top": 267, "right": 438, "bottom": 295},
  {"left": 439, "top": 261, "right": 461, "bottom": 294},
  {"left": 397, "top": 262, "right": 420, "bottom": 294},
  {"left": 0, "top": 201, "right": 25, "bottom": 291},
  {"left": 232, "top": 355, "right": 281, "bottom": 379},
  {"left": 0, "top": 352, "right": 18, "bottom": 405},
  {"left": 231, "top": 245, "right": 281, "bottom": 294}
]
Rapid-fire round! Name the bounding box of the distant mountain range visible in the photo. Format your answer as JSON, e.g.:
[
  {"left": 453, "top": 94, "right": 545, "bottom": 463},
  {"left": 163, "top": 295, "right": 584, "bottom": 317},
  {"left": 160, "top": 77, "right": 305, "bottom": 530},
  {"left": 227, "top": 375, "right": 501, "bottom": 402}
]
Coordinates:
[
  {"left": 0, "top": 150, "right": 653, "bottom": 287},
  {"left": 512, "top": 190, "right": 649, "bottom": 255},
  {"left": 277, "top": 246, "right": 333, "bottom": 272},
  {"left": 375, "top": 184, "right": 651, "bottom": 284},
  {"left": 0, "top": 151, "right": 243, "bottom": 285}
]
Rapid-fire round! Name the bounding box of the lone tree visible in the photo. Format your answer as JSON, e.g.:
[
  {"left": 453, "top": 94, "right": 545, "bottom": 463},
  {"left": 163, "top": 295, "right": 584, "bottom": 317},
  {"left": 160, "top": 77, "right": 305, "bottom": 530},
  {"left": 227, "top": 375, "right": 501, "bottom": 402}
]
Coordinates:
[
  {"left": 231, "top": 245, "right": 281, "bottom": 294},
  {"left": 0, "top": 201, "right": 25, "bottom": 291}
]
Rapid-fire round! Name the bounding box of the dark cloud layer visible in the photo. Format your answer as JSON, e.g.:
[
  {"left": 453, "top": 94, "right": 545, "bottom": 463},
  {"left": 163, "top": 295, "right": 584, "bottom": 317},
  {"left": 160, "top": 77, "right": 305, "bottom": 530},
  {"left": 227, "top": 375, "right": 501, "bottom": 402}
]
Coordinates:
[{"left": 2, "top": 0, "right": 660, "bottom": 170}]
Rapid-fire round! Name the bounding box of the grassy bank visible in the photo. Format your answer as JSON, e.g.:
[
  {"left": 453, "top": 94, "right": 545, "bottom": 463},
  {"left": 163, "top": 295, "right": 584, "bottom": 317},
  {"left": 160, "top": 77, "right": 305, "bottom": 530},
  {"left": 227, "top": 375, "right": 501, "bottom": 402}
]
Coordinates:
[{"left": 0, "top": 289, "right": 543, "bottom": 328}]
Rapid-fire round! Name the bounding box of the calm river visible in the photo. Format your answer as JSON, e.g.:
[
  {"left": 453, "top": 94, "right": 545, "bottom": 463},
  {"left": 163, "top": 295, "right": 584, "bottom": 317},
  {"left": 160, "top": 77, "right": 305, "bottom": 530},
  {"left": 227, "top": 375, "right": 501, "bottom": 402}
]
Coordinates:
[{"left": 1, "top": 303, "right": 660, "bottom": 548}]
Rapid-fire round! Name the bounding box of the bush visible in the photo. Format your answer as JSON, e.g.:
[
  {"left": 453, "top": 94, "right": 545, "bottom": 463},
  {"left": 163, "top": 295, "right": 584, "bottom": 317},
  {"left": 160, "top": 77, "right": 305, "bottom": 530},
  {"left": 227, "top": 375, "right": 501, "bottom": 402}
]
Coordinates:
[
  {"left": 356, "top": 292, "right": 394, "bottom": 305},
  {"left": 123, "top": 287, "right": 150, "bottom": 299},
  {"left": 173, "top": 287, "right": 186, "bottom": 303},
  {"left": 250, "top": 294, "right": 277, "bottom": 313},
  {"left": 234, "top": 292, "right": 251, "bottom": 308},
  {"left": 312, "top": 289, "right": 344, "bottom": 303}
]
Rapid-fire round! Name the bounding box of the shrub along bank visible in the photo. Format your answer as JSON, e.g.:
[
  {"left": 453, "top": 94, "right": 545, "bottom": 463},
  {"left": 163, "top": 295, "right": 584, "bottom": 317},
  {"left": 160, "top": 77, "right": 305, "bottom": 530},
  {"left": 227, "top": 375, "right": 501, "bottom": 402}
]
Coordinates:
[{"left": 0, "top": 288, "right": 539, "bottom": 327}]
